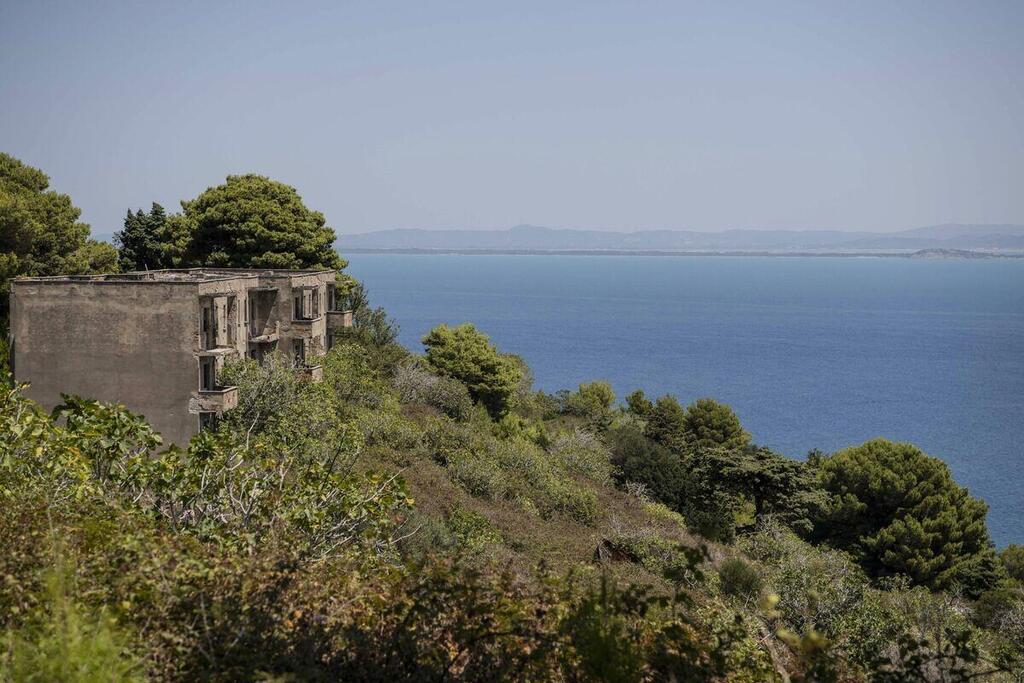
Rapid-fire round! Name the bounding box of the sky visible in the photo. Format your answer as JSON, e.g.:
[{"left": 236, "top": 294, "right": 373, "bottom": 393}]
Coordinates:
[{"left": 1, "top": 1, "right": 1022, "bottom": 236}]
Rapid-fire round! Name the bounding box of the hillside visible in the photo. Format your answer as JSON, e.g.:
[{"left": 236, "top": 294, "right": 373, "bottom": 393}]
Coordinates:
[{"left": 3, "top": 289, "right": 1023, "bottom": 681}]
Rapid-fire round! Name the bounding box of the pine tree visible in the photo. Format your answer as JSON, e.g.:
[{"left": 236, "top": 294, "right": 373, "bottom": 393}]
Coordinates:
[
  {"left": 115, "top": 203, "right": 166, "bottom": 271},
  {"left": 813, "top": 438, "right": 1001, "bottom": 596}
]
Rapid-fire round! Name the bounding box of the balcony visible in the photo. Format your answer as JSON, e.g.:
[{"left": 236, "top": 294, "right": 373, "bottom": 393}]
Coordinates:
[
  {"left": 195, "top": 385, "right": 239, "bottom": 412},
  {"left": 249, "top": 320, "right": 280, "bottom": 344},
  {"left": 326, "top": 309, "right": 353, "bottom": 330},
  {"left": 290, "top": 315, "right": 326, "bottom": 339}
]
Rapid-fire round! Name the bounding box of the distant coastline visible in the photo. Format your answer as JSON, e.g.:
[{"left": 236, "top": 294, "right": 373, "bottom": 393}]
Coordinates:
[
  {"left": 336, "top": 223, "right": 1024, "bottom": 257},
  {"left": 344, "top": 247, "right": 1024, "bottom": 259}
]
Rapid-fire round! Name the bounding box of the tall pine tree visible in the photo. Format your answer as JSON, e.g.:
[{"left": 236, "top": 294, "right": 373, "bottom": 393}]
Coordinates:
[{"left": 115, "top": 203, "right": 166, "bottom": 271}]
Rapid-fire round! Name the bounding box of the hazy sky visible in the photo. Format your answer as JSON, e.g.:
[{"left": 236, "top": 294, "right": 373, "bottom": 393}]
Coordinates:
[{"left": 2, "top": 1, "right": 1022, "bottom": 235}]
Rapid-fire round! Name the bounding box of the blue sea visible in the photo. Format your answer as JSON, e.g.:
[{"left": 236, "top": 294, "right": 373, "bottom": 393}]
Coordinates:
[{"left": 345, "top": 254, "right": 1024, "bottom": 546}]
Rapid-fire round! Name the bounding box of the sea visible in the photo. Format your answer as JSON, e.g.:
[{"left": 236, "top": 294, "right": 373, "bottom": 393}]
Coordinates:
[{"left": 344, "top": 253, "right": 1024, "bottom": 546}]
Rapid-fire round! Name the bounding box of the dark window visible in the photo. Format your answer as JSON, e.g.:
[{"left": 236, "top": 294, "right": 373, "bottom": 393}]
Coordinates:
[
  {"left": 199, "top": 412, "right": 218, "bottom": 431},
  {"left": 201, "top": 306, "right": 211, "bottom": 347},
  {"left": 293, "top": 294, "right": 302, "bottom": 319},
  {"left": 200, "top": 358, "right": 216, "bottom": 391}
]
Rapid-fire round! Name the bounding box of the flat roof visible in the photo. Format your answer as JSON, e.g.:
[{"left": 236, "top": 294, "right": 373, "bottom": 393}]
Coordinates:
[{"left": 14, "top": 267, "right": 336, "bottom": 285}]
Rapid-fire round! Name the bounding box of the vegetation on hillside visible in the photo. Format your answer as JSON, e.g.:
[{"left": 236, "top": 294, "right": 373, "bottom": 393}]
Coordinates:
[
  {"left": 3, "top": 303, "right": 1023, "bottom": 679},
  {"left": 2, "top": 157, "right": 1023, "bottom": 680}
]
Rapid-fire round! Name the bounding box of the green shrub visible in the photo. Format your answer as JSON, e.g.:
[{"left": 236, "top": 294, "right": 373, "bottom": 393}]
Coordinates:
[
  {"left": 323, "top": 340, "right": 396, "bottom": 410},
  {"left": 392, "top": 358, "right": 473, "bottom": 420},
  {"left": 625, "top": 389, "right": 653, "bottom": 418},
  {"left": 642, "top": 501, "right": 687, "bottom": 528},
  {"left": 602, "top": 527, "right": 704, "bottom": 583},
  {"left": 549, "top": 429, "right": 614, "bottom": 485},
  {"left": 2, "top": 564, "right": 143, "bottom": 683},
  {"left": 645, "top": 395, "right": 688, "bottom": 452},
  {"left": 560, "top": 381, "right": 616, "bottom": 429},
  {"left": 1001, "top": 545, "right": 1024, "bottom": 582},
  {"left": 607, "top": 425, "right": 687, "bottom": 511},
  {"left": 717, "top": 557, "right": 762, "bottom": 601},
  {"left": 814, "top": 438, "right": 1001, "bottom": 596},
  {"left": 743, "top": 521, "right": 874, "bottom": 639},
  {"left": 356, "top": 408, "right": 422, "bottom": 452},
  {"left": 972, "top": 582, "right": 1024, "bottom": 628},
  {"left": 546, "top": 479, "right": 599, "bottom": 526},
  {"left": 493, "top": 438, "right": 600, "bottom": 525},
  {"left": 446, "top": 504, "right": 502, "bottom": 552},
  {"left": 682, "top": 398, "right": 750, "bottom": 451},
  {"left": 492, "top": 412, "right": 548, "bottom": 445},
  {"left": 422, "top": 323, "right": 523, "bottom": 418},
  {"left": 448, "top": 453, "right": 507, "bottom": 500}
]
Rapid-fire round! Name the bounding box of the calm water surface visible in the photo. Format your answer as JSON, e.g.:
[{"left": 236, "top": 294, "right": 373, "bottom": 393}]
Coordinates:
[{"left": 345, "top": 254, "right": 1024, "bottom": 546}]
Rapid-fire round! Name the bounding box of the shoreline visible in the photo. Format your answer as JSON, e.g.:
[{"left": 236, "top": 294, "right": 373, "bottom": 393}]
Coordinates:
[{"left": 342, "top": 247, "right": 1024, "bottom": 259}]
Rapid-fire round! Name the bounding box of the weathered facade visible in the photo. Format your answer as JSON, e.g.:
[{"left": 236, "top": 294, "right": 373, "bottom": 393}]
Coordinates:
[{"left": 8, "top": 268, "right": 353, "bottom": 446}]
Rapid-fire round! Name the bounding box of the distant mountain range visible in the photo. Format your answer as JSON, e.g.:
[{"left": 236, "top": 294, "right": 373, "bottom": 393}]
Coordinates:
[{"left": 337, "top": 224, "right": 1024, "bottom": 254}]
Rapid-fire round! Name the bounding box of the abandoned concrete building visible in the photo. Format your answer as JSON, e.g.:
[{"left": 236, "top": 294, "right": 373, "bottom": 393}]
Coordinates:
[{"left": 8, "top": 268, "right": 353, "bottom": 446}]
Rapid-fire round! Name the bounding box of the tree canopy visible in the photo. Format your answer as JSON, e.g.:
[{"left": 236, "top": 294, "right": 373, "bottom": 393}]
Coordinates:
[
  {"left": 422, "top": 323, "right": 522, "bottom": 418},
  {"left": 683, "top": 398, "right": 750, "bottom": 451},
  {"left": 115, "top": 203, "right": 170, "bottom": 271},
  {"left": 813, "top": 438, "right": 1000, "bottom": 595},
  {"left": 178, "top": 174, "right": 345, "bottom": 270},
  {"left": 0, "top": 153, "right": 117, "bottom": 323},
  {"left": 625, "top": 389, "right": 654, "bottom": 418},
  {"left": 713, "top": 445, "right": 824, "bottom": 535},
  {"left": 645, "top": 395, "right": 688, "bottom": 452},
  {"left": 1001, "top": 544, "right": 1024, "bottom": 582}
]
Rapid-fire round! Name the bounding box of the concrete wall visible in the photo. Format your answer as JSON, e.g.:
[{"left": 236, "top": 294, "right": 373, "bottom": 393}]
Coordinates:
[
  {"left": 8, "top": 270, "right": 339, "bottom": 447},
  {"left": 260, "top": 273, "right": 332, "bottom": 360},
  {"left": 10, "top": 280, "right": 201, "bottom": 447}
]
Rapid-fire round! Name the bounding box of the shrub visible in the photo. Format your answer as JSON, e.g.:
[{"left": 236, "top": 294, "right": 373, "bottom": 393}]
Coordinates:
[
  {"left": 492, "top": 413, "right": 548, "bottom": 446},
  {"left": 2, "top": 569, "right": 144, "bottom": 683},
  {"left": 490, "top": 438, "right": 599, "bottom": 525},
  {"left": 448, "top": 453, "right": 507, "bottom": 500},
  {"left": 645, "top": 395, "right": 688, "bottom": 452},
  {"left": 973, "top": 583, "right": 1024, "bottom": 628},
  {"left": 428, "top": 376, "right": 474, "bottom": 420},
  {"left": 561, "top": 381, "right": 616, "bottom": 429},
  {"left": 422, "top": 323, "right": 522, "bottom": 418},
  {"left": 601, "top": 525, "right": 705, "bottom": 585},
  {"left": 393, "top": 359, "right": 473, "bottom": 420},
  {"left": 683, "top": 398, "right": 750, "bottom": 451},
  {"left": 446, "top": 504, "right": 502, "bottom": 552},
  {"left": 607, "top": 425, "right": 687, "bottom": 512},
  {"left": 323, "top": 340, "right": 396, "bottom": 411},
  {"left": 1001, "top": 545, "right": 1024, "bottom": 582},
  {"left": 546, "top": 478, "right": 599, "bottom": 526},
  {"left": 814, "top": 438, "right": 1001, "bottom": 596},
  {"left": 625, "top": 389, "right": 653, "bottom": 418},
  {"left": 642, "top": 501, "right": 687, "bottom": 529},
  {"left": 548, "top": 429, "right": 614, "bottom": 485},
  {"left": 717, "top": 557, "right": 762, "bottom": 602},
  {"left": 743, "top": 521, "right": 879, "bottom": 645},
  {"left": 356, "top": 409, "right": 422, "bottom": 452}
]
